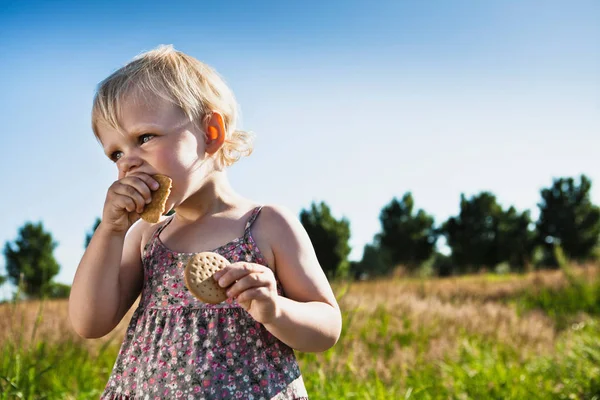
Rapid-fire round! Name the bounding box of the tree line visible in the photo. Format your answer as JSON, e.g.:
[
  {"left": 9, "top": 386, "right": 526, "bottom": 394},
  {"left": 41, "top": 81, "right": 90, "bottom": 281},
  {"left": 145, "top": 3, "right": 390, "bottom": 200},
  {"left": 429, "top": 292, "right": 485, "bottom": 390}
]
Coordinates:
[
  {"left": 302, "top": 174, "right": 600, "bottom": 279},
  {"left": 2, "top": 174, "right": 598, "bottom": 299}
]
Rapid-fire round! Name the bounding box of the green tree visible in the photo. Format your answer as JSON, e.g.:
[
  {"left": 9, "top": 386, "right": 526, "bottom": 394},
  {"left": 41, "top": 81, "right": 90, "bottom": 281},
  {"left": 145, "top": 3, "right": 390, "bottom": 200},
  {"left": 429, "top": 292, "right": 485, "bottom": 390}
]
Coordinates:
[
  {"left": 496, "top": 206, "right": 536, "bottom": 271},
  {"left": 376, "top": 193, "right": 437, "bottom": 272},
  {"left": 431, "top": 252, "right": 454, "bottom": 277},
  {"left": 3, "top": 222, "right": 60, "bottom": 298},
  {"left": 300, "top": 201, "right": 351, "bottom": 279},
  {"left": 536, "top": 175, "right": 600, "bottom": 265},
  {"left": 442, "top": 192, "right": 533, "bottom": 273},
  {"left": 47, "top": 282, "right": 71, "bottom": 298},
  {"left": 85, "top": 217, "right": 101, "bottom": 248},
  {"left": 351, "top": 243, "right": 391, "bottom": 279}
]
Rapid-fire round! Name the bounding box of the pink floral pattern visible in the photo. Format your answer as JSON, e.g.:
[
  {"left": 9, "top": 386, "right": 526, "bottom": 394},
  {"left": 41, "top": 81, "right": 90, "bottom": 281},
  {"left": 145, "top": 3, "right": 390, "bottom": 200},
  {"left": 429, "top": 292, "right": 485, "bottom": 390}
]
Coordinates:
[{"left": 101, "top": 207, "right": 308, "bottom": 399}]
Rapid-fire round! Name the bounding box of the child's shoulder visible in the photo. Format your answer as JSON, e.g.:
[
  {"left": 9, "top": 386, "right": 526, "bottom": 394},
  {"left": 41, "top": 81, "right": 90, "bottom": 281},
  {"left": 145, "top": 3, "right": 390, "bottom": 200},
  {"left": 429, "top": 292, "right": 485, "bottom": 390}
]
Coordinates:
[
  {"left": 252, "top": 204, "right": 308, "bottom": 250},
  {"left": 252, "top": 203, "right": 322, "bottom": 277},
  {"left": 254, "top": 204, "right": 300, "bottom": 233}
]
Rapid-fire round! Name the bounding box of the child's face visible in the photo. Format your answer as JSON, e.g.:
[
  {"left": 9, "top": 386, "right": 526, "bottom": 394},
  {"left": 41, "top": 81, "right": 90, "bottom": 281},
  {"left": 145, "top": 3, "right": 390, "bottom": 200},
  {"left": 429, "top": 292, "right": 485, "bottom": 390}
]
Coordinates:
[{"left": 96, "top": 93, "right": 211, "bottom": 210}]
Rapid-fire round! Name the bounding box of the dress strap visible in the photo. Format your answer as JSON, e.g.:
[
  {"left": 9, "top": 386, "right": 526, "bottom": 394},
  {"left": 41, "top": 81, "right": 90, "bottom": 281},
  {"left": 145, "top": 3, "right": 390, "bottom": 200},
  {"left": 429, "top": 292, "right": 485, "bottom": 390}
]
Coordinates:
[
  {"left": 151, "top": 216, "right": 174, "bottom": 241},
  {"left": 143, "top": 216, "right": 174, "bottom": 258},
  {"left": 244, "top": 206, "right": 263, "bottom": 236}
]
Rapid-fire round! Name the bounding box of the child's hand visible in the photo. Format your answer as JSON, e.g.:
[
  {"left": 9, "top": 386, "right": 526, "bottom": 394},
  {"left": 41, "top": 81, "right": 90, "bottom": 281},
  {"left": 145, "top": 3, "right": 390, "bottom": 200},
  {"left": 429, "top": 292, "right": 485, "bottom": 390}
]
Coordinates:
[
  {"left": 102, "top": 174, "right": 160, "bottom": 233},
  {"left": 213, "top": 263, "right": 279, "bottom": 324}
]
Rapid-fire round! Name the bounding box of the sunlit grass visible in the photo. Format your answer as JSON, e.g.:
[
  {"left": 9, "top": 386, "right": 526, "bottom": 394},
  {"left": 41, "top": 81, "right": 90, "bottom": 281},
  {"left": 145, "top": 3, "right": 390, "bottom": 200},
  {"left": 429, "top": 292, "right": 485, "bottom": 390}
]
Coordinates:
[{"left": 1, "top": 265, "right": 599, "bottom": 399}]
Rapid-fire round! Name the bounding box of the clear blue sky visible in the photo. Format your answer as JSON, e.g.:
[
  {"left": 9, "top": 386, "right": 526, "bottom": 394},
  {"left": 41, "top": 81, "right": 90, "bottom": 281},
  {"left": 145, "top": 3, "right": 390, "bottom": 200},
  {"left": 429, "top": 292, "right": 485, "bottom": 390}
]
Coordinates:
[{"left": 1, "top": 0, "right": 598, "bottom": 298}]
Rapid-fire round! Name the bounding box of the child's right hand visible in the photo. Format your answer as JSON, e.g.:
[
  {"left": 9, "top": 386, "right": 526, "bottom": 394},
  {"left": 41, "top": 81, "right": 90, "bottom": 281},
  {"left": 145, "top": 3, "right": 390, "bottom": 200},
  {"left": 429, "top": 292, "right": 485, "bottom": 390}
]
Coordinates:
[{"left": 102, "top": 174, "right": 160, "bottom": 233}]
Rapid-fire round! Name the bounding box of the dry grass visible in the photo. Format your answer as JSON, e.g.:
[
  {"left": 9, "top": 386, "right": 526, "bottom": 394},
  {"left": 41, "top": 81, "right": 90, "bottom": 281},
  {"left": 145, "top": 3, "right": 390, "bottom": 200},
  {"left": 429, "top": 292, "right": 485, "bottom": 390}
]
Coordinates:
[
  {"left": 0, "top": 298, "right": 136, "bottom": 355},
  {"left": 349, "top": 264, "right": 599, "bottom": 302},
  {"left": 324, "top": 266, "right": 599, "bottom": 375},
  {"left": 312, "top": 269, "right": 584, "bottom": 381},
  {"left": 1, "top": 265, "right": 598, "bottom": 382}
]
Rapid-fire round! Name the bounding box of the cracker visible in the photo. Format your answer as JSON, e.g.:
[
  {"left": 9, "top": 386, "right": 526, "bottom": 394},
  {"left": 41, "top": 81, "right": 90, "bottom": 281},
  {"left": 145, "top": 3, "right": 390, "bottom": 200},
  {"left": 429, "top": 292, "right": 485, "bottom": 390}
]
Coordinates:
[
  {"left": 140, "top": 175, "right": 172, "bottom": 223},
  {"left": 184, "top": 252, "right": 230, "bottom": 304}
]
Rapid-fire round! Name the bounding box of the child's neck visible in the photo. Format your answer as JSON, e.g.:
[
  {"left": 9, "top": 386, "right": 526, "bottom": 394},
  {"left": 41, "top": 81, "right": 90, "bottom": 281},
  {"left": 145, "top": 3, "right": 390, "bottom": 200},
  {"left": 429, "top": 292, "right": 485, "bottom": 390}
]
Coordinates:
[{"left": 173, "top": 171, "right": 243, "bottom": 223}]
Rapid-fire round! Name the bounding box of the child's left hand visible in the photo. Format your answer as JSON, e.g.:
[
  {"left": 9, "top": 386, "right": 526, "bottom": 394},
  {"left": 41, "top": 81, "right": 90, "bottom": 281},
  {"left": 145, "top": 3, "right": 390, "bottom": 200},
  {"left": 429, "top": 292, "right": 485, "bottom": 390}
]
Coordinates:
[{"left": 213, "top": 263, "right": 279, "bottom": 324}]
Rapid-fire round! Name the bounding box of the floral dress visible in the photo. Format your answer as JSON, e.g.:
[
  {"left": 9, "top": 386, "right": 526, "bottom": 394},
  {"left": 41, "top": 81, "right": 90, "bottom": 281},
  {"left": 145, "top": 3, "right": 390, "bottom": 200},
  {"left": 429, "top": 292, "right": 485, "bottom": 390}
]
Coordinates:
[{"left": 101, "top": 206, "right": 309, "bottom": 400}]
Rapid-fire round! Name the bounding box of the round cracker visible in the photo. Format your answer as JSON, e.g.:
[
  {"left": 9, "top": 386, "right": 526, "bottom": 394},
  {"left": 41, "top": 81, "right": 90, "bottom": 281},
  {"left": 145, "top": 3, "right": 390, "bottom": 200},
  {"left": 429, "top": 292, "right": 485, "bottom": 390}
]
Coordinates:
[
  {"left": 140, "top": 175, "right": 172, "bottom": 223},
  {"left": 184, "top": 252, "right": 230, "bottom": 304}
]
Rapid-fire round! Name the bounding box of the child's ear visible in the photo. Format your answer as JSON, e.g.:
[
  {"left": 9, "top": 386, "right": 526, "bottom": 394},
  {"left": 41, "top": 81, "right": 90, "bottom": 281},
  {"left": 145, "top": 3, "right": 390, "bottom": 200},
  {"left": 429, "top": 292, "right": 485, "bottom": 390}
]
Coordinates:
[{"left": 204, "top": 112, "right": 225, "bottom": 155}]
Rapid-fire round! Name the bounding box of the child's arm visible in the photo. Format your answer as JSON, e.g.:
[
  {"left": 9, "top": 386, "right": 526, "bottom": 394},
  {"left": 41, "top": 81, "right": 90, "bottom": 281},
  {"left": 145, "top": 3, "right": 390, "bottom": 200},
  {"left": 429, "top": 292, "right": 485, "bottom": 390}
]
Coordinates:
[
  {"left": 215, "top": 205, "right": 343, "bottom": 353},
  {"left": 69, "top": 174, "right": 158, "bottom": 339},
  {"left": 69, "top": 221, "right": 146, "bottom": 338}
]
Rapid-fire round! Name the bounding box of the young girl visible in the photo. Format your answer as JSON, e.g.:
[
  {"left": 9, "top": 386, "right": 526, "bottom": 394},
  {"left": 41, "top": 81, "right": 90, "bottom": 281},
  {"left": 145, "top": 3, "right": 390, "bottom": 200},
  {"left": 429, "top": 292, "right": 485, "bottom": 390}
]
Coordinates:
[{"left": 69, "top": 45, "right": 342, "bottom": 400}]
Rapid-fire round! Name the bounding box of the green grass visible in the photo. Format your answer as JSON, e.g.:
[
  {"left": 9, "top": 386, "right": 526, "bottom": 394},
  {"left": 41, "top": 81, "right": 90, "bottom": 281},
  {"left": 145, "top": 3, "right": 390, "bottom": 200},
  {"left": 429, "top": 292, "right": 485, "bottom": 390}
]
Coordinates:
[
  {"left": 515, "top": 266, "right": 600, "bottom": 330},
  {"left": 3, "top": 322, "right": 599, "bottom": 399},
  {"left": 299, "top": 319, "right": 600, "bottom": 399},
  {"left": 0, "top": 339, "right": 116, "bottom": 400},
  {"left": 2, "top": 266, "right": 600, "bottom": 399}
]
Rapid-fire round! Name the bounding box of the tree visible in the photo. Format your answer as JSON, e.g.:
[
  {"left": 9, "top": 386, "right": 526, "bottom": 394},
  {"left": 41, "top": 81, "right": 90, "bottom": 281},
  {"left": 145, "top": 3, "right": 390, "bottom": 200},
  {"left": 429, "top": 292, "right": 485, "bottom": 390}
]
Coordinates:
[
  {"left": 47, "top": 282, "right": 71, "bottom": 298},
  {"left": 431, "top": 252, "right": 454, "bottom": 277},
  {"left": 300, "top": 201, "right": 351, "bottom": 279},
  {"left": 3, "top": 222, "right": 60, "bottom": 298},
  {"left": 85, "top": 217, "right": 101, "bottom": 248},
  {"left": 496, "top": 206, "right": 536, "bottom": 271},
  {"left": 351, "top": 243, "right": 391, "bottom": 279},
  {"left": 441, "top": 192, "right": 533, "bottom": 273},
  {"left": 375, "top": 193, "right": 437, "bottom": 272},
  {"left": 536, "top": 175, "right": 600, "bottom": 265}
]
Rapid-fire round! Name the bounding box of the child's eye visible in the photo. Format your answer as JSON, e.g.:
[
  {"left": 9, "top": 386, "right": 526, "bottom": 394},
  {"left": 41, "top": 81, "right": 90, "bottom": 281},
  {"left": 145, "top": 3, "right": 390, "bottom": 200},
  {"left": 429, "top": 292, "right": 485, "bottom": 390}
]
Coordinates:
[
  {"left": 139, "top": 134, "right": 155, "bottom": 144},
  {"left": 110, "top": 151, "right": 123, "bottom": 162}
]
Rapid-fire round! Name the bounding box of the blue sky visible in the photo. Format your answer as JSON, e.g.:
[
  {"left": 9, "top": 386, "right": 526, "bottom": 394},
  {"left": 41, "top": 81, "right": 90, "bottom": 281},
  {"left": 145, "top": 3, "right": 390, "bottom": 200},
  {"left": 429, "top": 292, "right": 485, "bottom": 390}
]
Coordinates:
[{"left": 1, "top": 0, "right": 598, "bottom": 298}]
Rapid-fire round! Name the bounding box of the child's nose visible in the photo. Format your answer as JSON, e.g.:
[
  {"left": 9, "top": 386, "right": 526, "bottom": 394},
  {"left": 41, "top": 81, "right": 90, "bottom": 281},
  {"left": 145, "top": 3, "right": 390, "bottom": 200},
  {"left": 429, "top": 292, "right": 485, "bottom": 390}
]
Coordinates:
[{"left": 118, "top": 155, "right": 143, "bottom": 179}]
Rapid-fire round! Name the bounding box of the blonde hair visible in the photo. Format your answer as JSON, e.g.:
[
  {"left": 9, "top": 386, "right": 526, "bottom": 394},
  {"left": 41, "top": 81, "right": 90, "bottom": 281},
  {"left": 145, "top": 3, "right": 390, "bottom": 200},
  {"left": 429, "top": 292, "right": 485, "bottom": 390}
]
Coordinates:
[{"left": 91, "top": 44, "right": 253, "bottom": 168}]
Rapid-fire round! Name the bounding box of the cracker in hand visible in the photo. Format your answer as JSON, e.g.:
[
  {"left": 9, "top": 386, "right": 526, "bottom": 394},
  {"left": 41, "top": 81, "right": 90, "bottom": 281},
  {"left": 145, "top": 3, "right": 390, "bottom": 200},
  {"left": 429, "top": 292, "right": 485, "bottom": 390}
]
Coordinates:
[
  {"left": 140, "top": 174, "right": 172, "bottom": 223},
  {"left": 184, "top": 252, "right": 230, "bottom": 304}
]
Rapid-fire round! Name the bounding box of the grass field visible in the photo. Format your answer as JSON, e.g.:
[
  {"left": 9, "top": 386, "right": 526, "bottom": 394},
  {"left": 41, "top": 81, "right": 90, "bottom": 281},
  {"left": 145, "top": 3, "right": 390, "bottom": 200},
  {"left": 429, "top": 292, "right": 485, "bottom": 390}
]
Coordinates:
[{"left": 1, "top": 265, "right": 600, "bottom": 399}]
